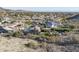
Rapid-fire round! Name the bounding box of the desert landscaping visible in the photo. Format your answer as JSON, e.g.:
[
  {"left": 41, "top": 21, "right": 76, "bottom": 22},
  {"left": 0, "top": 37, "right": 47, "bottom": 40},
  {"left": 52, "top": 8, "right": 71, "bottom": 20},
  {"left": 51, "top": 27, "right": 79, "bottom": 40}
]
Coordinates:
[{"left": 0, "top": 7, "right": 79, "bottom": 52}]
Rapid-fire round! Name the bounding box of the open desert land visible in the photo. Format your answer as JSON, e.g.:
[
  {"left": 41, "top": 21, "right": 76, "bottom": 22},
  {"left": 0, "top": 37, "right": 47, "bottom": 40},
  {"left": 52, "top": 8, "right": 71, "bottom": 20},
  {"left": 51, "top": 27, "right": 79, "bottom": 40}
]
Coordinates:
[{"left": 0, "top": 7, "right": 79, "bottom": 52}]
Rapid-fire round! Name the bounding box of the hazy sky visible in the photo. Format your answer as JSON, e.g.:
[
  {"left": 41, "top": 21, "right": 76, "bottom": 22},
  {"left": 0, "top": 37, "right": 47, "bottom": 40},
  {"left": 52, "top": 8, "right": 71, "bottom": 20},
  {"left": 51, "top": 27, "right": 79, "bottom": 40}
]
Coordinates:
[{"left": 4, "top": 7, "right": 79, "bottom": 12}]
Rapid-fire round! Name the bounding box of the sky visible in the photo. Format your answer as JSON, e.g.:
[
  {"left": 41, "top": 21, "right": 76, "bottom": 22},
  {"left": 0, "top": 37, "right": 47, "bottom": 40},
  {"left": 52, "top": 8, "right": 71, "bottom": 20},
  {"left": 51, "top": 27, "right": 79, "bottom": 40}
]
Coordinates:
[{"left": 3, "top": 7, "right": 79, "bottom": 12}]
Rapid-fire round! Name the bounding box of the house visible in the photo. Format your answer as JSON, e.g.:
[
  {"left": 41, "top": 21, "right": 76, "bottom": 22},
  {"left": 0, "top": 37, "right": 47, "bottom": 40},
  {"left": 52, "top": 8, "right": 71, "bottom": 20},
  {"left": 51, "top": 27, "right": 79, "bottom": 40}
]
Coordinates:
[
  {"left": 3, "top": 27, "right": 13, "bottom": 31},
  {"left": 23, "top": 25, "right": 41, "bottom": 35},
  {"left": 1, "top": 22, "right": 24, "bottom": 32},
  {"left": 45, "top": 21, "right": 62, "bottom": 28},
  {"left": 0, "top": 26, "right": 8, "bottom": 33}
]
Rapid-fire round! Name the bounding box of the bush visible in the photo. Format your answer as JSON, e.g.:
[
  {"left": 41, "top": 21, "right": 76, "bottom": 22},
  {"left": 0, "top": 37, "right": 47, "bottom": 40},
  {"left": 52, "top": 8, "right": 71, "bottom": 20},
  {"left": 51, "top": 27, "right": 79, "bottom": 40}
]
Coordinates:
[
  {"left": 24, "top": 41, "right": 39, "bottom": 49},
  {"left": 44, "top": 32, "right": 51, "bottom": 36},
  {"left": 11, "top": 31, "right": 24, "bottom": 38},
  {"left": 0, "top": 18, "right": 2, "bottom": 22},
  {"left": 25, "top": 20, "right": 32, "bottom": 25},
  {"left": 69, "top": 25, "right": 75, "bottom": 29},
  {"left": 51, "top": 27, "right": 72, "bottom": 33},
  {"left": 40, "top": 42, "right": 48, "bottom": 48}
]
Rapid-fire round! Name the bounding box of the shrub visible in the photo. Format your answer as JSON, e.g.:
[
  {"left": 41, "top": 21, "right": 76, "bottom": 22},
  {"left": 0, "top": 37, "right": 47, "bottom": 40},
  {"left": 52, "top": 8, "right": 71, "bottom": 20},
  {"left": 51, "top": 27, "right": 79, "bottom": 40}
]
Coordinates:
[
  {"left": 51, "top": 27, "right": 72, "bottom": 33},
  {"left": 44, "top": 32, "right": 51, "bottom": 36},
  {"left": 40, "top": 42, "right": 48, "bottom": 48},
  {"left": 69, "top": 25, "right": 75, "bottom": 29},
  {"left": 24, "top": 41, "right": 39, "bottom": 49},
  {"left": 11, "top": 31, "right": 24, "bottom": 38},
  {"left": 0, "top": 18, "right": 2, "bottom": 22}
]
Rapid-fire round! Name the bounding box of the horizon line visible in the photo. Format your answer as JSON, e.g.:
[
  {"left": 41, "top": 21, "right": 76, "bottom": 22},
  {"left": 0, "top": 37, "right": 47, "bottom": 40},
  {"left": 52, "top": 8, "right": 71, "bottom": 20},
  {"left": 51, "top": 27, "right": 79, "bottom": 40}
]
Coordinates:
[{"left": 3, "top": 7, "right": 79, "bottom": 12}]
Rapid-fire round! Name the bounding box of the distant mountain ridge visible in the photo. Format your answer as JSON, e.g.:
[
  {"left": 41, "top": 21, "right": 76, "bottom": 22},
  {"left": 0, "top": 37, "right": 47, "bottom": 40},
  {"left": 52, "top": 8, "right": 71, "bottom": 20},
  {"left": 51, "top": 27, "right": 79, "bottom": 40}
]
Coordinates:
[{"left": 0, "top": 7, "right": 32, "bottom": 13}]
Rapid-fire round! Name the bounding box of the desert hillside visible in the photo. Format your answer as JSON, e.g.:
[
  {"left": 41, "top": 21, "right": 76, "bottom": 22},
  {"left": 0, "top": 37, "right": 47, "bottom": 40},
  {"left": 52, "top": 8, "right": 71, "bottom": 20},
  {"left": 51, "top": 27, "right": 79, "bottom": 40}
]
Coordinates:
[{"left": 0, "top": 7, "right": 79, "bottom": 52}]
